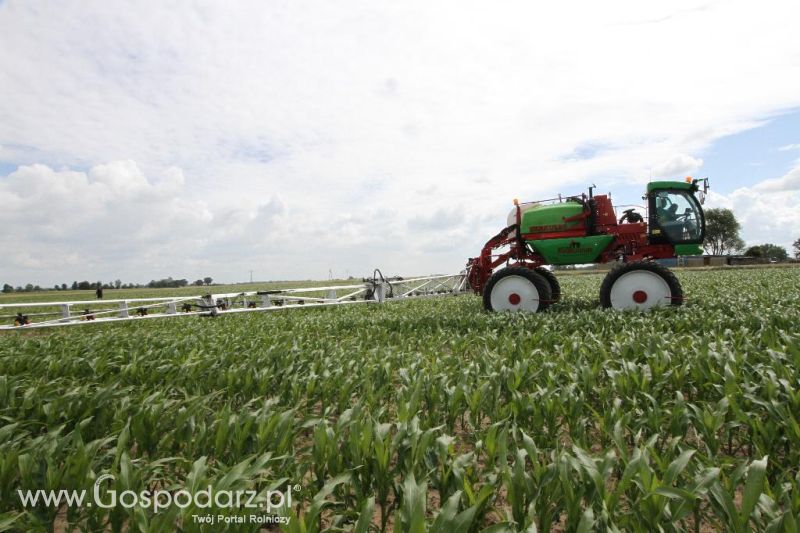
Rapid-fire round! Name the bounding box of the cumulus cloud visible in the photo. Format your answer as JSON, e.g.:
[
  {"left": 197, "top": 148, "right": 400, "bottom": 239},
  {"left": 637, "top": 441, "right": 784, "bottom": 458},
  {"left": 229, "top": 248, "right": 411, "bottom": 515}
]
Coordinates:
[
  {"left": 652, "top": 154, "right": 704, "bottom": 179},
  {"left": 0, "top": 162, "right": 289, "bottom": 282},
  {"left": 1, "top": 0, "right": 800, "bottom": 283},
  {"left": 707, "top": 163, "right": 800, "bottom": 250},
  {"left": 759, "top": 166, "right": 800, "bottom": 191},
  {"left": 0, "top": 160, "right": 469, "bottom": 283}
]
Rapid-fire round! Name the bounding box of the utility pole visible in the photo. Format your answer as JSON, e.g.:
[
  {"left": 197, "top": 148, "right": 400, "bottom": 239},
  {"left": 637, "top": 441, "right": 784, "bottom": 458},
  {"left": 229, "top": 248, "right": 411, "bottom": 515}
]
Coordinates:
[{"left": 249, "top": 270, "right": 253, "bottom": 283}]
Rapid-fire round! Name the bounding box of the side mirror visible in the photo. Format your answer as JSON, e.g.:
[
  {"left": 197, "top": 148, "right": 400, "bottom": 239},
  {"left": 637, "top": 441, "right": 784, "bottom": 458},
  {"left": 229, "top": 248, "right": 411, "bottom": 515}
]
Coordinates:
[{"left": 692, "top": 177, "right": 710, "bottom": 204}]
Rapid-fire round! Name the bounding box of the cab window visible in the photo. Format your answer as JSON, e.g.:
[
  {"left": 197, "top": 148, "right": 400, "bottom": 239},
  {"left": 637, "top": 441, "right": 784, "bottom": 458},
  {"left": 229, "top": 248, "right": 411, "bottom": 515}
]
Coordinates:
[{"left": 651, "top": 190, "right": 703, "bottom": 244}]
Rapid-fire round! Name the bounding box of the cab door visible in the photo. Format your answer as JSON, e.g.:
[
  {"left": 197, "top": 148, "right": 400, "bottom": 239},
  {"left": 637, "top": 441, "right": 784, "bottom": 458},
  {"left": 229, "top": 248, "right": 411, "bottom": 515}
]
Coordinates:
[{"left": 648, "top": 189, "right": 705, "bottom": 245}]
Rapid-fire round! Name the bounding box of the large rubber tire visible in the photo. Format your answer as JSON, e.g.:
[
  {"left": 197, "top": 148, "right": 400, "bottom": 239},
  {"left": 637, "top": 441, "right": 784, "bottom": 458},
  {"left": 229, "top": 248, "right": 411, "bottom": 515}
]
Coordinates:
[
  {"left": 483, "top": 267, "right": 553, "bottom": 312},
  {"left": 534, "top": 267, "right": 561, "bottom": 303},
  {"left": 599, "top": 261, "right": 683, "bottom": 310}
]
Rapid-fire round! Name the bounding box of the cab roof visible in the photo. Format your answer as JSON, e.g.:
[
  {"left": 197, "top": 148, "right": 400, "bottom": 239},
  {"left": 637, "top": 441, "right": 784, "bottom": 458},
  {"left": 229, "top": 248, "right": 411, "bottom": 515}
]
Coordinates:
[{"left": 646, "top": 180, "right": 695, "bottom": 192}]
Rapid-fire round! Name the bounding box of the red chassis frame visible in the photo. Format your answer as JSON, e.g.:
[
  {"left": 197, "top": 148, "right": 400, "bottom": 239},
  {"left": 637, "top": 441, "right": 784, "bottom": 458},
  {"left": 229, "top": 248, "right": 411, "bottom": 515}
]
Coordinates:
[{"left": 466, "top": 194, "right": 676, "bottom": 294}]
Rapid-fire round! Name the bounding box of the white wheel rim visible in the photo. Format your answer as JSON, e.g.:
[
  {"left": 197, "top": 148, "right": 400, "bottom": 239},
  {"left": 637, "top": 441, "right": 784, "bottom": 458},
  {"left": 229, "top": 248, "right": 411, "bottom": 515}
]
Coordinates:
[
  {"left": 609, "top": 270, "right": 672, "bottom": 310},
  {"left": 490, "top": 275, "right": 540, "bottom": 312}
]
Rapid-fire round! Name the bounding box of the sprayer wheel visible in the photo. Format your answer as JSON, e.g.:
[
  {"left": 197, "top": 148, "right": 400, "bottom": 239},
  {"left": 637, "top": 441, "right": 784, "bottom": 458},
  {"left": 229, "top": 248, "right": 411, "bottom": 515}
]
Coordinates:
[
  {"left": 483, "top": 267, "right": 553, "bottom": 312},
  {"left": 599, "top": 261, "right": 683, "bottom": 310}
]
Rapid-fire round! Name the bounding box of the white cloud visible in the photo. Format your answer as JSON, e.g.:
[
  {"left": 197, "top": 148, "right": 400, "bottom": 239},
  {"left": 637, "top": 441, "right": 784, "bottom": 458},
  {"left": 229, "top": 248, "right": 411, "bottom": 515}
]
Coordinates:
[
  {"left": 778, "top": 143, "right": 800, "bottom": 151},
  {"left": 707, "top": 163, "right": 800, "bottom": 251},
  {"left": 759, "top": 166, "right": 800, "bottom": 191},
  {"left": 1, "top": 0, "right": 800, "bottom": 284},
  {"left": 0, "top": 163, "right": 216, "bottom": 278},
  {"left": 652, "top": 154, "right": 704, "bottom": 179},
  {"left": 0, "top": 161, "right": 475, "bottom": 283}
]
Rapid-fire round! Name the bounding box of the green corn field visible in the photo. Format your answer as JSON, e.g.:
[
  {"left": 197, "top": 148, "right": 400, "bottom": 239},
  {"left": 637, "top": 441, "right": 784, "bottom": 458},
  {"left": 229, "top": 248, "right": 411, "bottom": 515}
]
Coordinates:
[{"left": 1, "top": 267, "right": 799, "bottom": 532}]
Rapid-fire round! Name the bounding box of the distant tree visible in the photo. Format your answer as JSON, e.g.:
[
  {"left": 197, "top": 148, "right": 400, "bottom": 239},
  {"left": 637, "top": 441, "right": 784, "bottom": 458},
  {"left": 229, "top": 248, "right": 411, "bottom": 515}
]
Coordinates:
[
  {"left": 24, "top": 284, "right": 34, "bottom": 292},
  {"left": 61, "top": 283, "right": 67, "bottom": 291},
  {"left": 203, "top": 277, "right": 213, "bottom": 286},
  {"left": 147, "top": 277, "right": 190, "bottom": 289},
  {"left": 33, "top": 285, "right": 41, "bottom": 291},
  {"left": 766, "top": 244, "right": 788, "bottom": 261},
  {"left": 15, "top": 287, "right": 22, "bottom": 292},
  {"left": 77, "top": 281, "right": 92, "bottom": 290},
  {"left": 794, "top": 237, "right": 800, "bottom": 258},
  {"left": 54, "top": 284, "right": 60, "bottom": 290},
  {"left": 2, "top": 284, "right": 13, "bottom": 293},
  {"left": 193, "top": 279, "right": 204, "bottom": 286},
  {"left": 114, "top": 279, "right": 122, "bottom": 289},
  {"left": 71, "top": 281, "right": 78, "bottom": 290},
  {"left": 745, "top": 244, "right": 788, "bottom": 261},
  {"left": 703, "top": 208, "right": 745, "bottom": 255}
]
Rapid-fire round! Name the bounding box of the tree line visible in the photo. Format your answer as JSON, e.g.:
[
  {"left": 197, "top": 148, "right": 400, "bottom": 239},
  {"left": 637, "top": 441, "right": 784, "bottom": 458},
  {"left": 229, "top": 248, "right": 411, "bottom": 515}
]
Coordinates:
[
  {"left": 704, "top": 208, "right": 800, "bottom": 261},
  {"left": 1, "top": 277, "right": 214, "bottom": 294}
]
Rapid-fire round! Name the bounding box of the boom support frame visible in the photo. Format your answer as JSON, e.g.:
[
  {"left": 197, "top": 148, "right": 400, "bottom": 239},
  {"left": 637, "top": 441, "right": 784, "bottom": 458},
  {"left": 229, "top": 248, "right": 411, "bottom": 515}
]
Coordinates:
[{"left": 0, "top": 273, "right": 468, "bottom": 330}]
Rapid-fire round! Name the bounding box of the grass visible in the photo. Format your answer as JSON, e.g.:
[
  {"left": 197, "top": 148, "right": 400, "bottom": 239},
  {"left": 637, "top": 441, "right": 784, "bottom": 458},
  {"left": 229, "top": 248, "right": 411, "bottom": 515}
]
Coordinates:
[{"left": 1, "top": 267, "right": 799, "bottom": 531}]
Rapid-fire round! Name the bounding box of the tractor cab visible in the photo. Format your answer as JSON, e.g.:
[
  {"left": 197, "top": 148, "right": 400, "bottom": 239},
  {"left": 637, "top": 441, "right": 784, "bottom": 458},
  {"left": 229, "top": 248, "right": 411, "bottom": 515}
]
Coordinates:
[{"left": 646, "top": 179, "right": 707, "bottom": 245}]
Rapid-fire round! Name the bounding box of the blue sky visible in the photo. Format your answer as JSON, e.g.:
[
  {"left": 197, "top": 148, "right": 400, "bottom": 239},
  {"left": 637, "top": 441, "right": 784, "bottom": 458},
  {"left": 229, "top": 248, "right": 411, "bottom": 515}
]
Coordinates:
[
  {"left": 701, "top": 110, "right": 800, "bottom": 192},
  {"left": 1, "top": 0, "right": 799, "bottom": 286},
  {"left": 605, "top": 109, "right": 800, "bottom": 216}
]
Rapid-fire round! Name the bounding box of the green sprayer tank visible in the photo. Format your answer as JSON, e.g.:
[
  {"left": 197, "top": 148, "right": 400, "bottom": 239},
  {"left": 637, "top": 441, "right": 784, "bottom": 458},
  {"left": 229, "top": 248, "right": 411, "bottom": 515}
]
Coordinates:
[{"left": 511, "top": 200, "right": 614, "bottom": 265}]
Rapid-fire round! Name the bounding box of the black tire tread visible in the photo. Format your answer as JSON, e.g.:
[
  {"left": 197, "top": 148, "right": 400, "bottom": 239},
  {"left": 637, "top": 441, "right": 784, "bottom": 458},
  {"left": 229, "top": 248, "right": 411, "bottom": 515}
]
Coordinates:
[{"left": 534, "top": 267, "right": 561, "bottom": 302}]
